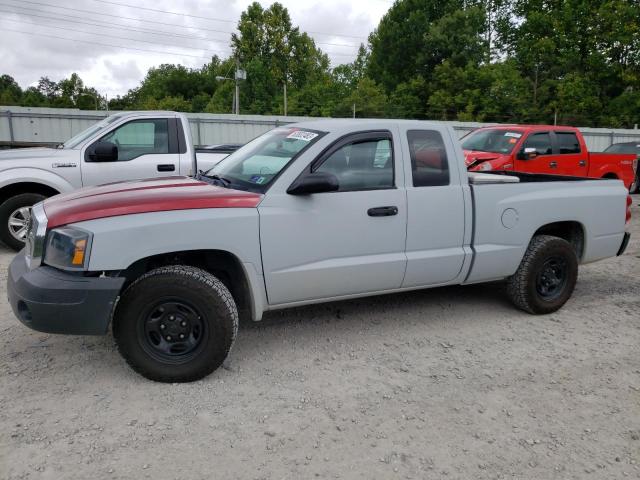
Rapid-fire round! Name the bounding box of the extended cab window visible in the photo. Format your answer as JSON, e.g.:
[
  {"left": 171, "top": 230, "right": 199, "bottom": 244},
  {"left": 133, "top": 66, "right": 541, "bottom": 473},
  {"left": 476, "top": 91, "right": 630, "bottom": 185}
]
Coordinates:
[
  {"left": 522, "top": 132, "right": 552, "bottom": 155},
  {"left": 407, "top": 130, "right": 449, "bottom": 187},
  {"left": 99, "top": 119, "right": 170, "bottom": 161},
  {"left": 315, "top": 136, "right": 393, "bottom": 191},
  {"left": 557, "top": 132, "right": 581, "bottom": 154}
]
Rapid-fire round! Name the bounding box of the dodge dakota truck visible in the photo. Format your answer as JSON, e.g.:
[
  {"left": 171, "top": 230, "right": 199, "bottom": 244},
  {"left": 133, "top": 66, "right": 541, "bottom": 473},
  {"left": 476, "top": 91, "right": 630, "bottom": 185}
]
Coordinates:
[
  {"left": 462, "top": 125, "right": 638, "bottom": 191},
  {"left": 0, "top": 111, "right": 230, "bottom": 250},
  {"left": 7, "top": 120, "right": 632, "bottom": 382}
]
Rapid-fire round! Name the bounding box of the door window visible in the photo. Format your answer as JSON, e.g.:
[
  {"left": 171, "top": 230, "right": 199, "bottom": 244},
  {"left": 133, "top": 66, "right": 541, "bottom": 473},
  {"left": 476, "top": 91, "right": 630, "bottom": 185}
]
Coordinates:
[
  {"left": 99, "top": 119, "right": 170, "bottom": 161},
  {"left": 315, "top": 137, "right": 394, "bottom": 191},
  {"left": 407, "top": 130, "right": 450, "bottom": 187},
  {"left": 556, "top": 132, "right": 581, "bottom": 154},
  {"left": 522, "top": 132, "right": 552, "bottom": 155}
]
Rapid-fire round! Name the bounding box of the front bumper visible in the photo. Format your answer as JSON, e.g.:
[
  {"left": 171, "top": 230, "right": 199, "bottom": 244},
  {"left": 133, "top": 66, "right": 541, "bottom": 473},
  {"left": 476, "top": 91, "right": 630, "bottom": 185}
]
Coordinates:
[
  {"left": 7, "top": 251, "right": 125, "bottom": 335},
  {"left": 617, "top": 232, "right": 631, "bottom": 256}
]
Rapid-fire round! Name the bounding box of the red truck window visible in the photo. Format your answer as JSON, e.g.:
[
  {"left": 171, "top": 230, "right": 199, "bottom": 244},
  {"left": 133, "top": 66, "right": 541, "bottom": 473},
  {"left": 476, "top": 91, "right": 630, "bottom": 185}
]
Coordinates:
[
  {"left": 523, "top": 132, "right": 552, "bottom": 155},
  {"left": 556, "top": 132, "right": 581, "bottom": 154}
]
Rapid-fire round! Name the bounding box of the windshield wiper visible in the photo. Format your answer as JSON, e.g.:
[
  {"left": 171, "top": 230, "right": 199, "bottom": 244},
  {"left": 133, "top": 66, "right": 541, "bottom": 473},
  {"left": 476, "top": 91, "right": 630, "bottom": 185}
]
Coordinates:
[{"left": 195, "top": 171, "right": 231, "bottom": 188}]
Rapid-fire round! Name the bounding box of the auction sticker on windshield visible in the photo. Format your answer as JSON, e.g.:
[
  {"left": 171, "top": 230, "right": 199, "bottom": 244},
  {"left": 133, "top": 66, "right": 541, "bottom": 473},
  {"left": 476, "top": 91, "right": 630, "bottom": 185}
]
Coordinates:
[
  {"left": 504, "top": 132, "right": 522, "bottom": 138},
  {"left": 287, "top": 130, "right": 319, "bottom": 142}
]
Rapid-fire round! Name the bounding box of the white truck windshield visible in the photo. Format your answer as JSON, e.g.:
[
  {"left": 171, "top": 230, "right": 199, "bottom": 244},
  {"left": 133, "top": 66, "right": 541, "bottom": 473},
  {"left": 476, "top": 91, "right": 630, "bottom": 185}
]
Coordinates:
[{"left": 208, "top": 128, "right": 324, "bottom": 191}]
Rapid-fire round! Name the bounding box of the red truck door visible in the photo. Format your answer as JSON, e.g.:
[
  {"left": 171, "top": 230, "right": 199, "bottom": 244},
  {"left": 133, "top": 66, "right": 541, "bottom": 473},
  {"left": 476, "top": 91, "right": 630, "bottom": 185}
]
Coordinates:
[
  {"left": 551, "top": 131, "right": 589, "bottom": 177},
  {"left": 513, "top": 131, "right": 554, "bottom": 174}
]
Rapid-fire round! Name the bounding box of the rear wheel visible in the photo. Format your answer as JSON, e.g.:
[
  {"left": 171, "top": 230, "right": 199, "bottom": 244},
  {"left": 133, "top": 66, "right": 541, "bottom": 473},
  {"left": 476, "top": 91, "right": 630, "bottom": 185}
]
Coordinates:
[
  {"left": 113, "top": 266, "right": 238, "bottom": 382},
  {"left": 0, "top": 193, "right": 46, "bottom": 251},
  {"left": 506, "top": 235, "right": 578, "bottom": 314}
]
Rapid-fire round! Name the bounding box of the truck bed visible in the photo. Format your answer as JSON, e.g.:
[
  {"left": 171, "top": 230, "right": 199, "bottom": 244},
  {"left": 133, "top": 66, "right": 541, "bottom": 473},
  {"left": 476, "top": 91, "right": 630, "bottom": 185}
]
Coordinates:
[{"left": 465, "top": 173, "right": 628, "bottom": 283}]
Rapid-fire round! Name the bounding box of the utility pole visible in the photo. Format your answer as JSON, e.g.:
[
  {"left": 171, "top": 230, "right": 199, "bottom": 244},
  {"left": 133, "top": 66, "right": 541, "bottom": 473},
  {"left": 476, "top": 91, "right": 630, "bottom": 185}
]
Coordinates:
[
  {"left": 352, "top": 103, "right": 356, "bottom": 118},
  {"left": 235, "top": 58, "right": 240, "bottom": 115},
  {"left": 283, "top": 81, "right": 287, "bottom": 116}
]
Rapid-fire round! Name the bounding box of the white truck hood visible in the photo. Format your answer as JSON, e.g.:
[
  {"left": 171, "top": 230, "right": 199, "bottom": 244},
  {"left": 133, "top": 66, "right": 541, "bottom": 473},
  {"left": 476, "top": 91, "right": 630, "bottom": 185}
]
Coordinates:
[{"left": 0, "top": 148, "right": 77, "bottom": 171}]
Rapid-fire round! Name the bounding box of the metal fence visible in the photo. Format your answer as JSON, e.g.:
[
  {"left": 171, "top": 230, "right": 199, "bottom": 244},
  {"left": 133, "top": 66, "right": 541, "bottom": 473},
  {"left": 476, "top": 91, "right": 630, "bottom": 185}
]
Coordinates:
[{"left": 2, "top": 106, "right": 640, "bottom": 151}]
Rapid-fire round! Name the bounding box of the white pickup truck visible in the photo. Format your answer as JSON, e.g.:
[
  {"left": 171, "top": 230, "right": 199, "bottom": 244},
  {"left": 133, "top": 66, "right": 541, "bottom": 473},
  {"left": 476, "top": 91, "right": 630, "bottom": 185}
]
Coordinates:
[
  {"left": 7, "top": 120, "right": 632, "bottom": 382},
  {"left": 0, "top": 111, "right": 234, "bottom": 250}
]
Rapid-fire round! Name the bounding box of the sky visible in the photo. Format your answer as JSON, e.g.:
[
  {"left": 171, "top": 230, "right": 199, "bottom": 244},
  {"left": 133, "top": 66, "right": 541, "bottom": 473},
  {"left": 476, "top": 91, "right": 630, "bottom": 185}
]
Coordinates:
[{"left": 0, "top": 0, "right": 392, "bottom": 98}]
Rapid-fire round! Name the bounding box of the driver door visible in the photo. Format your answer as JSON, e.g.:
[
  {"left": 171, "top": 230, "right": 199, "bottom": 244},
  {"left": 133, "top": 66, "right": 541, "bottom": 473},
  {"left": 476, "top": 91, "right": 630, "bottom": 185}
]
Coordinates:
[
  {"left": 514, "top": 131, "right": 554, "bottom": 174},
  {"left": 259, "top": 131, "right": 408, "bottom": 305},
  {"left": 81, "top": 118, "right": 181, "bottom": 186}
]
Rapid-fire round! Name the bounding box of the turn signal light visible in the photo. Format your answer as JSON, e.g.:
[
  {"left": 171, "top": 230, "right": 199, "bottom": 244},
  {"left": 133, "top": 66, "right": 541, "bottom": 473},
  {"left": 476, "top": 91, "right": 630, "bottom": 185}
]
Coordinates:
[
  {"left": 71, "top": 239, "right": 87, "bottom": 266},
  {"left": 626, "top": 195, "right": 632, "bottom": 224}
]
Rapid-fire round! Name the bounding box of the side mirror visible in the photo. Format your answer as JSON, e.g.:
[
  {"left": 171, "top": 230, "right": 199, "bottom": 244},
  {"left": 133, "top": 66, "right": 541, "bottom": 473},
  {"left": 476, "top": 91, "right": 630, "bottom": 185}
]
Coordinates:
[
  {"left": 521, "top": 147, "right": 538, "bottom": 160},
  {"left": 88, "top": 141, "right": 118, "bottom": 162},
  {"left": 287, "top": 172, "right": 339, "bottom": 195}
]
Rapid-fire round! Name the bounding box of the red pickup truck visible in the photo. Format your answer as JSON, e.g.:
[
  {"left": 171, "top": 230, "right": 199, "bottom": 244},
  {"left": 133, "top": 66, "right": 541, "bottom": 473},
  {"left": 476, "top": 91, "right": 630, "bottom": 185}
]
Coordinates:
[{"left": 462, "top": 126, "right": 638, "bottom": 191}]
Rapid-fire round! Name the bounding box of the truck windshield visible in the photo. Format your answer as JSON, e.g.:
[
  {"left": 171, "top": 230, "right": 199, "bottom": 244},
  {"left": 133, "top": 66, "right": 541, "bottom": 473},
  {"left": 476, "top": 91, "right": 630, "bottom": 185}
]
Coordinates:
[
  {"left": 462, "top": 129, "right": 523, "bottom": 154},
  {"left": 206, "top": 127, "right": 324, "bottom": 192},
  {"left": 62, "top": 114, "right": 125, "bottom": 149}
]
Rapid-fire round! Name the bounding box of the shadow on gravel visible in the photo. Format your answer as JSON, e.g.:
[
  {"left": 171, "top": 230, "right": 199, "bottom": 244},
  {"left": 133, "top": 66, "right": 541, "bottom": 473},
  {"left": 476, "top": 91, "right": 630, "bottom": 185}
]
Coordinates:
[{"left": 242, "top": 281, "right": 509, "bottom": 331}]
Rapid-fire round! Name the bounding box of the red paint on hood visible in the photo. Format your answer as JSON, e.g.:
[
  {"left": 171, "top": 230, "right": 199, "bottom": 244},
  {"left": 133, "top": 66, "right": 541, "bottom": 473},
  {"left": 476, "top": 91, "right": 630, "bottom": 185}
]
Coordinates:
[{"left": 44, "top": 176, "right": 262, "bottom": 228}]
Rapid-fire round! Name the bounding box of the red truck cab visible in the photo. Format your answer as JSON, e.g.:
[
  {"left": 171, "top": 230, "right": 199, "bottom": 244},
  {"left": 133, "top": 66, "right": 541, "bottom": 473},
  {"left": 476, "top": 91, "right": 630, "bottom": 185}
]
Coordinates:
[{"left": 462, "top": 125, "right": 638, "bottom": 190}]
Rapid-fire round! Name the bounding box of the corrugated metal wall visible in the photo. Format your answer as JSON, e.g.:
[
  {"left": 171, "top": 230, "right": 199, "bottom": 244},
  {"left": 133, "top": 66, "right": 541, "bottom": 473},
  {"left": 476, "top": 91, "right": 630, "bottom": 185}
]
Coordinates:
[{"left": 2, "top": 106, "right": 640, "bottom": 151}]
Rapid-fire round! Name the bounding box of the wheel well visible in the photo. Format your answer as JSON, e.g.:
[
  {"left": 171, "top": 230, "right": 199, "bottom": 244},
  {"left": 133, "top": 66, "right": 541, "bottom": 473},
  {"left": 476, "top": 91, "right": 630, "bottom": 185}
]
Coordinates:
[
  {"left": 533, "top": 221, "right": 585, "bottom": 260},
  {"left": 119, "top": 250, "right": 253, "bottom": 322},
  {"left": 602, "top": 173, "right": 618, "bottom": 179},
  {"left": 0, "top": 182, "right": 60, "bottom": 205}
]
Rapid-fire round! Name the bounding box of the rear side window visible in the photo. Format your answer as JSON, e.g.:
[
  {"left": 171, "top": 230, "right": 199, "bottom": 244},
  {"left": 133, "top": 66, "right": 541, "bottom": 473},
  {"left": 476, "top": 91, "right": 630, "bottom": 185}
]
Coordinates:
[
  {"left": 523, "top": 132, "right": 552, "bottom": 155},
  {"left": 556, "top": 132, "right": 581, "bottom": 154},
  {"left": 407, "top": 130, "right": 449, "bottom": 187}
]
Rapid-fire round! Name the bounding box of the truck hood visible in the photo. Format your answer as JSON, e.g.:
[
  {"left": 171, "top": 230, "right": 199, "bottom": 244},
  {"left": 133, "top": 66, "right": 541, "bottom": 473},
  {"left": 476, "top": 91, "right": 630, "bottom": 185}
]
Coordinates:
[
  {"left": 0, "top": 147, "right": 76, "bottom": 171},
  {"left": 464, "top": 150, "right": 510, "bottom": 169},
  {"left": 0, "top": 147, "right": 65, "bottom": 161},
  {"left": 44, "top": 176, "right": 263, "bottom": 228}
]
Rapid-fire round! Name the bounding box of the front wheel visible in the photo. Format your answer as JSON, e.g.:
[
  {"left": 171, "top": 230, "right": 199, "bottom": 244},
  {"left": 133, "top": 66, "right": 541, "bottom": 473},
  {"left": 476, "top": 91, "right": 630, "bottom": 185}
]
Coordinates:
[
  {"left": 113, "top": 266, "right": 238, "bottom": 382},
  {"left": 506, "top": 235, "right": 578, "bottom": 314},
  {"left": 630, "top": 174, "right": 639, "bottom": 194},
  {"left": 0, "top": 193, "right": 46, "bottom": 251}
]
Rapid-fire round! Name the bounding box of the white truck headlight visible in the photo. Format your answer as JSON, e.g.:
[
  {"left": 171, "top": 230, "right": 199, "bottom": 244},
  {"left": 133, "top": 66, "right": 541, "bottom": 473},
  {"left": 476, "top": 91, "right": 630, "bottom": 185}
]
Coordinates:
[
  {"left": 44, "top": 227, "right": 92, "bottom": 271},
  {"left": 479, "top": 162, "right": 493, "bottom": 171}
]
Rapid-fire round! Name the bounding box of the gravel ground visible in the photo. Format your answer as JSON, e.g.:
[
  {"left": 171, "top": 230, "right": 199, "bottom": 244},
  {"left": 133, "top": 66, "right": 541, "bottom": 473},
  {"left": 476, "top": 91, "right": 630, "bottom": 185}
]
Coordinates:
[{"left": 1, "top": 202, "right": 639, "bottom": 480}]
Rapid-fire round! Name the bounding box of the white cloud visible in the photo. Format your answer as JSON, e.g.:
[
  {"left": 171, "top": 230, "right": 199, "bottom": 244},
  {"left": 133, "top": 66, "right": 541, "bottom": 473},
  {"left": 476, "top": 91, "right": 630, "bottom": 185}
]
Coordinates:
[{"left": 0, "top": 0, "right": 391, "bottom": 97}]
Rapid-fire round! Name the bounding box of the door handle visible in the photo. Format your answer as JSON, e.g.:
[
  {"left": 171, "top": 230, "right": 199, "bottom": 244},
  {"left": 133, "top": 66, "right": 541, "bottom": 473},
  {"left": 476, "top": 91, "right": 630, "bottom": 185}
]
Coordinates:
[
  {"left": 549, "top": 161, "right": 558, "bottom": 168},
  {"left": 157, "top": 164, "right": 176, "bottom": 172},
  {"left": 579, "top": 160, "right": 586, "bottom": 167},
  {"left": 367, "top": 206, "right": 398, "bottom": 217}
]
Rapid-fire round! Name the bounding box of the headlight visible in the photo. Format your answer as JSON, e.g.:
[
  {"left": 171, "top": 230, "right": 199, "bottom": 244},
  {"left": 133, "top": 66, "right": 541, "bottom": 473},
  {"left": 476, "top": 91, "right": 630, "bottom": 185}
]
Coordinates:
[
  {"left": 44, "top": 227, "right": 92, "bottom": 271},
  {"left": 479, "top": 162, "right": 493, "bottom": 171}
]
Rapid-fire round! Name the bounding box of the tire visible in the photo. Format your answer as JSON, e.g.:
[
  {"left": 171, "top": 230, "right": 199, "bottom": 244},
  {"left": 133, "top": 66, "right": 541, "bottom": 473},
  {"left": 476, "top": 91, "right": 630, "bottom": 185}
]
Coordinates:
[
  {"left": 630, "top": 173, "right": 639, "bottom": 194},
  {"left": 0, "top": 193, "right": 46, "bottom": 251},
  {"left": 113, "top": 266, "right": 239, "bottom": 382},
  {"left": 506, "top": 235, "right": 578, "bottom": 315}
]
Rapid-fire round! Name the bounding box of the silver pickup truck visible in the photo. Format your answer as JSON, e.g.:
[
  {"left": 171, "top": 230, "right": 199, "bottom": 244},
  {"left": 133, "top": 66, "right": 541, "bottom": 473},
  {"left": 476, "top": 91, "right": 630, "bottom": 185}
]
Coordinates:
[
  {"left": 7, "top": 119, "right": 631, "bottom": 382},
  {"left": 0, "top": 111, "right": 234, "bottom": 250}
]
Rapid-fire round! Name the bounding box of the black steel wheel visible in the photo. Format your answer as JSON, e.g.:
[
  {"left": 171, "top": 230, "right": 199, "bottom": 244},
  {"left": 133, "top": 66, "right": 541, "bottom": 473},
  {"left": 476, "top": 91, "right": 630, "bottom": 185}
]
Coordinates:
[
  {"left": 114, "top": 266, "right": 238, "bottom": 382},
  {"left": 506, "top": 235, "right": 578, "bottom": 314},
  {"left": 535, "top": 256, "right": 568, "bottom": 301}
]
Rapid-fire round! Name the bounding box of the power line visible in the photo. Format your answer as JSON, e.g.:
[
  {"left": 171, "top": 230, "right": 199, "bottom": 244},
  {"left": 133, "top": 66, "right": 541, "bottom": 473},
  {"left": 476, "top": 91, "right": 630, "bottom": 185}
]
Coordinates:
[
  {"left": 0, "top": 3, "right": 230, "bottom": 42},
  {"left": 1, "top": 16, "right": 233, "bottom": 56},
  {"left": 2, "top": 26, "right": 215, "bottom": 60},
  {"left": 0, "top": 5, "right": 360, "bottom": 58},
  {"left": 6, "top": 0, "right": 368, "bottom": 41},
  {"left": 85, "top": 0, "right": 368, "bottom": 40},
  {"left": 0, "top": 2, "right": 361, "bottom": 50}
]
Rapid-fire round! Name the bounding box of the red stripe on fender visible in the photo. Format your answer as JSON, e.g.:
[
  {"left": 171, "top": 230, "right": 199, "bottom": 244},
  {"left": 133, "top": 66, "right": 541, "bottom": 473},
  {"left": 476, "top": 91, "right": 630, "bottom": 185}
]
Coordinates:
[{"left": 44, "top": 176, "right": 263, "bottom": 228}]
